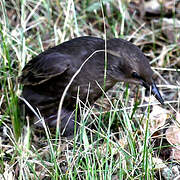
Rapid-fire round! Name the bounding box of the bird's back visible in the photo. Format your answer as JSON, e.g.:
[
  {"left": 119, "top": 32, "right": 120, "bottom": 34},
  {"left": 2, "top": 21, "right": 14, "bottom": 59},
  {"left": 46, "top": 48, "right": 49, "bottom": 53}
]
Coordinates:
[{"left": 20, "top": 37, "right": 108, "bottom": 119}]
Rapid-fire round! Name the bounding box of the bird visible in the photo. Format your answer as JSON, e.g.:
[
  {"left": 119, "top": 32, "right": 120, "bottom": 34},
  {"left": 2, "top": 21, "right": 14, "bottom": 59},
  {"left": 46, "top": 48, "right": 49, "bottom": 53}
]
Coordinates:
[{"left": 19, "top": 36, "right": 164, "bottom": 136}]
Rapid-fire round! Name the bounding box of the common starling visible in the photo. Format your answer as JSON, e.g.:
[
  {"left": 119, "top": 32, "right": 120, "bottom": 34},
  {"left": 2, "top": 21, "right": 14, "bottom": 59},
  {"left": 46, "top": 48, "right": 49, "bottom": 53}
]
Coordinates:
[{"left": 19, "top": 36, "right": 164, "bottom": 136}]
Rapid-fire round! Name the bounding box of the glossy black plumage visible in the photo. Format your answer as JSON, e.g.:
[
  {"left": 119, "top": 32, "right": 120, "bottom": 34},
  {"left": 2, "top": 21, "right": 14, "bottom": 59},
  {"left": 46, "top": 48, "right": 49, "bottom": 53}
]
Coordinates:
[{"left": 19, "top": 36, "right": 164, "bottom": 136}]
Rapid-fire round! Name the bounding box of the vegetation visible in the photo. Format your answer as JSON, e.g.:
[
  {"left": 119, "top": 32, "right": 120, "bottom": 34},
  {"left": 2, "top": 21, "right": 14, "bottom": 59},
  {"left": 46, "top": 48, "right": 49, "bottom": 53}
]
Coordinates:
[{"left": 0, "top": 0, "right": 179, "bottom": 179}]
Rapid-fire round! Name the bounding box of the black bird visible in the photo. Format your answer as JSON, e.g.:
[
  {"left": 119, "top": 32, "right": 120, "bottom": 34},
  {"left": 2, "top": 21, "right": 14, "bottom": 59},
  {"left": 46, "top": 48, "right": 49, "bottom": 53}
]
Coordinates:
[{"left": 19, "top": 36, "right": 164, "bottom": 136}]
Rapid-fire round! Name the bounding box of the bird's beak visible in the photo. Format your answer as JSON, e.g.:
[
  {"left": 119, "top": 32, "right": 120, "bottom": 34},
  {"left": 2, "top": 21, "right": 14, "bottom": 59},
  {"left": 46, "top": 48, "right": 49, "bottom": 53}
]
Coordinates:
[
  {"left": 142, "top": 81, "right": 164, "bottom": 105},
  {"left": 151, "top": 82, "right": 164, "bottom": 105}
]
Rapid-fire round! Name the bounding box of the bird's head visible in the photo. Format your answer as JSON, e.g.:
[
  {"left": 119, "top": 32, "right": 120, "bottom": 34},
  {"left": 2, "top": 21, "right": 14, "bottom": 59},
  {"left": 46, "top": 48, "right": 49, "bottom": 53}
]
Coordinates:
[{"left": 107, "top": 39, "right": 164, "bottom": 105}]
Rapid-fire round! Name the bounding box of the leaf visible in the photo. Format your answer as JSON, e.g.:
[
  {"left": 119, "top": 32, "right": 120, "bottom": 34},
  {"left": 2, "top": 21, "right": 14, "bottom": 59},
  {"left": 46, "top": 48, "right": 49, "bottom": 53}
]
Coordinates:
[
  {"left": 170, "top": 147, "right": 180, "bottom": 160},
  {"left": 166, "top": 125, "right": 180, "bottom": 149},
  {"left": 149, "top": 105, "right": 169, "bottom": 133},
  {"left": 152, "top": 157, "right": 166, "bottom": 170},
  {"left": 165, "top": 113, "right": 180, "bottom": 160}
]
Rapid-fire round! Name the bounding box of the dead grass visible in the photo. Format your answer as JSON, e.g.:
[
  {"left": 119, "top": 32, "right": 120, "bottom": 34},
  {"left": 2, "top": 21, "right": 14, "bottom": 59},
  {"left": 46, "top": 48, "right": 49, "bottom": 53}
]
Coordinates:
[{"left": 0, "top": 0, "right": 180, "bottom": 179}]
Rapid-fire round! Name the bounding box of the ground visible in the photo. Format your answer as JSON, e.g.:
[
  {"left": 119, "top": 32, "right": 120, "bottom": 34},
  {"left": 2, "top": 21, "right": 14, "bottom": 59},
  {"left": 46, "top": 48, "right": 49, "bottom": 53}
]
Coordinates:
[{"left": 0, "top": 0, "right": 180, "bottom": 179}]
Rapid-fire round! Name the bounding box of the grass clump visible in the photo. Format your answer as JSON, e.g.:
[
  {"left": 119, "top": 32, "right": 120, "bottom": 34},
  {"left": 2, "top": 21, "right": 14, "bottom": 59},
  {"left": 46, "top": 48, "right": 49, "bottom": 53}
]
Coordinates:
[{"left": 0, "top": 0, "right": 179, "bottom": 179}]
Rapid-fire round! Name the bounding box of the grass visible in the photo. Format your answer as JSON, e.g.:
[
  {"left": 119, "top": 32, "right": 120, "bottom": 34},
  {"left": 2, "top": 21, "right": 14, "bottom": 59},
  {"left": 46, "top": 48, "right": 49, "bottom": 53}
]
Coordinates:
[{"left": 0, "top": 0, "right": 180, "bottom": 179}]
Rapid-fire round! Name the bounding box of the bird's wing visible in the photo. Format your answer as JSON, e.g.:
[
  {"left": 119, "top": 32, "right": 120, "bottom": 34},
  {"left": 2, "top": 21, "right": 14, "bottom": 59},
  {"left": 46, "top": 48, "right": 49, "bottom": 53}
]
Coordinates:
[{"left": 19, "top": 52, "right": 70, "bottom": 85}]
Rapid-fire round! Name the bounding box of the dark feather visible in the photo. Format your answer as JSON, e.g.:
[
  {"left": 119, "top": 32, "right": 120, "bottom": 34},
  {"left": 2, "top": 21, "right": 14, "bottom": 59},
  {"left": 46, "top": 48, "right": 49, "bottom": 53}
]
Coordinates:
[{"left": 19, "top": 36, "right": 164, "bottom": 136}]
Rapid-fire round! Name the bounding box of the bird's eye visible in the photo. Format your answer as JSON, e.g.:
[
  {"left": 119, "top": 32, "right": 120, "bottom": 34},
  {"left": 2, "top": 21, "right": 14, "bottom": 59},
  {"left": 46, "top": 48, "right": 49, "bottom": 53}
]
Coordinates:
[{"left": 132, "top": 72, "right": 140, "bottom": 79}]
